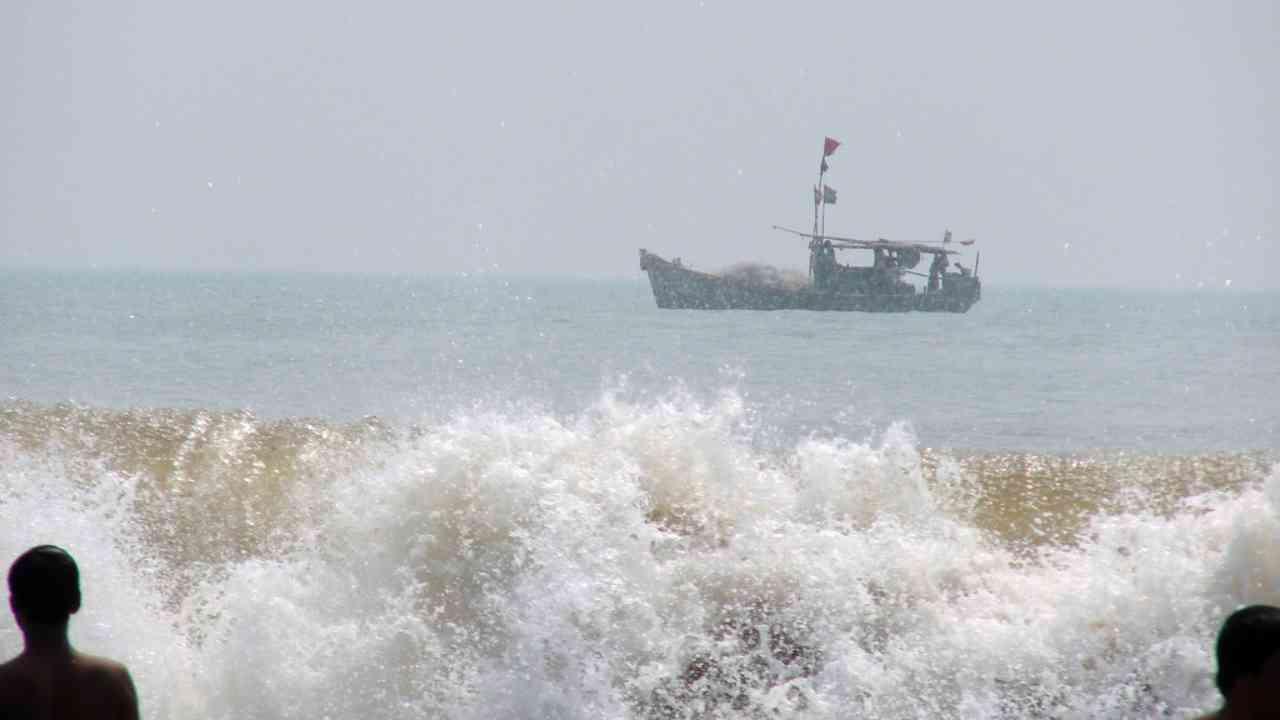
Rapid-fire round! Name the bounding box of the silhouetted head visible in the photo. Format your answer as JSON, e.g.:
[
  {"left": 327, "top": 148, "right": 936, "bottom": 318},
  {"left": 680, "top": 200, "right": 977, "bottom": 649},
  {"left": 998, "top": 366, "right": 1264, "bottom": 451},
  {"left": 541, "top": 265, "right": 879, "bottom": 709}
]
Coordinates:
[
  {"left": 8, "top": 545, "right": 82, "bottom": 626},
  {"left": 1215, "top": 605, "right": 1280, "bottom": 698}
]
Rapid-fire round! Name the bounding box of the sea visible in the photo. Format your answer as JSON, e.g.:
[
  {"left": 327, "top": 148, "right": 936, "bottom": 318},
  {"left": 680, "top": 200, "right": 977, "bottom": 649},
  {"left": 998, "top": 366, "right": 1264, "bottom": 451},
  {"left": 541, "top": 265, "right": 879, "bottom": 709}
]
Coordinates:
[{"left": 1, "top": 269, "right": 1278, "bottom": 719}]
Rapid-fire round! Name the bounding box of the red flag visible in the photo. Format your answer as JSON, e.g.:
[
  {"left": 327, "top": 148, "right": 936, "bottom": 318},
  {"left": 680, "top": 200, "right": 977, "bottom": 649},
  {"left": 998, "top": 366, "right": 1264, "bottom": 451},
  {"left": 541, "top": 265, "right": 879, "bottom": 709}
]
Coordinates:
[{"left": 823, "top": 137, "right": 841, "bottom": 157}]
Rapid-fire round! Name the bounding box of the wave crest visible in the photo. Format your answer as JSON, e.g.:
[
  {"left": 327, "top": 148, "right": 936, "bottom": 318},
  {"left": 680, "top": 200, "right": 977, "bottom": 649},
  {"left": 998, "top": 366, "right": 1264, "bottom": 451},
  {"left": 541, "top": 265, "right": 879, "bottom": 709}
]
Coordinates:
[{"left": 1, "top": 396, "right": 1276, "bottom": 718}]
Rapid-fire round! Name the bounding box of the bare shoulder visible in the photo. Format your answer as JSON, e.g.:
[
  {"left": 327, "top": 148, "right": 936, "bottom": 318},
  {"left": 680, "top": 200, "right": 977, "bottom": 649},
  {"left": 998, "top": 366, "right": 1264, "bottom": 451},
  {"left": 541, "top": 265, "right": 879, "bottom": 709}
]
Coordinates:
[
  {"left": 73, "top": 652, "right": 141, "bottom": 719},
  {"left": 74, "top": 650, "right": 132, "bottom": 677},
  {"left": 0, "top": 651, "right": 139, "bottom": 719},
  {"left": 0, "top": 654, "right": 36, "bottom": 691},
  {"left": 0, "top": 654, "right": 20, "bottom": 678},
  {"left": 0, "top": 656, "right": 38, "bottom": 712},
  {"left": 0, "top": 653, "right": 28, "bottom": 675}
]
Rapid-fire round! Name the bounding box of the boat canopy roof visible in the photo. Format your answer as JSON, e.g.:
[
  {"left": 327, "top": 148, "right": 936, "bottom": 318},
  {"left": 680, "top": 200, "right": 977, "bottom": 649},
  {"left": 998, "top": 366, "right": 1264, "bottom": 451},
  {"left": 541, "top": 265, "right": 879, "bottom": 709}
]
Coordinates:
[
  {"left": 772, "top": 226, "right": 961, "bottom": 255},
  {"left": 826, "top": 237, "right": 958, "bottom": 255}
]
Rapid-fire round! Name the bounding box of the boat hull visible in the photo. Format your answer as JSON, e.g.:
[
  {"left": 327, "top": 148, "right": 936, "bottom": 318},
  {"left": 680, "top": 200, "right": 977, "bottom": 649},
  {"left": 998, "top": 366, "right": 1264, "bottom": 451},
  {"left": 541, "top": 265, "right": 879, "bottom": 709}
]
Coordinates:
[{"left": 639, "top": 249, "right": 979, "bottom": 313}]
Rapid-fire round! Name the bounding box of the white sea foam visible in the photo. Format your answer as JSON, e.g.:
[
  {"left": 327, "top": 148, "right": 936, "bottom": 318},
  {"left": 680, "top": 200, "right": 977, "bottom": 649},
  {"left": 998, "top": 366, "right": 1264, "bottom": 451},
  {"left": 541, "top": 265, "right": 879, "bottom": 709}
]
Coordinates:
[{"left": 0, "top": 393, "right": 1275, "bottom": 719}]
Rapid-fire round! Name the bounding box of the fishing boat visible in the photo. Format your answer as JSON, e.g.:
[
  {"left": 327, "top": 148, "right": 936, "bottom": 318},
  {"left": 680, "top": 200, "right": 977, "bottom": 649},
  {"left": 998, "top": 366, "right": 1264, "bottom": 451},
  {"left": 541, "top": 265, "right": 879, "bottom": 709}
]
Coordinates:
[{"left": 639, "top": 137, "right": 981, "bottom": 313}]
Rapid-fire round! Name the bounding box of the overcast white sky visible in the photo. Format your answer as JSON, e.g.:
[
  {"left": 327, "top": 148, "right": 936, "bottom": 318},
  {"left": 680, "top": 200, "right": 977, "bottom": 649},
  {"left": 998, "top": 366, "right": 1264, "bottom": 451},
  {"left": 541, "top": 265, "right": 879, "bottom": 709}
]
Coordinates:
[{"left": 2, "top": 1, "right": 1276, "bottom": 288}]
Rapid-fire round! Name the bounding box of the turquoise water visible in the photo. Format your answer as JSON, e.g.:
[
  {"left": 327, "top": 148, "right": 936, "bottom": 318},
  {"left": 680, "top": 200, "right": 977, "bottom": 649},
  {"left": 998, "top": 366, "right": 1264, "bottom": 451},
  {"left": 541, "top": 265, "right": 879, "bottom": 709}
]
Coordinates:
[{"left": 3, "top": 270, "right": 1276, "bottom": 453}]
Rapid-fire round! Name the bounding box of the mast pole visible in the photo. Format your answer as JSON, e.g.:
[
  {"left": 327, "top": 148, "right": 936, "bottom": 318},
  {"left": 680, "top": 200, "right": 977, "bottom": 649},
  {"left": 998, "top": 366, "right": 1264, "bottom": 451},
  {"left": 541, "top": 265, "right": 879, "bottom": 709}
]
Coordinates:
[
  {"left": 812, "top": 142, "right": 824, "bottom": 281},
  {"left": 816, "top": 142, "right": 826, "bottom": 242},
  {"left": 819, "top": 151, "right": 827, "bottom": 242}
]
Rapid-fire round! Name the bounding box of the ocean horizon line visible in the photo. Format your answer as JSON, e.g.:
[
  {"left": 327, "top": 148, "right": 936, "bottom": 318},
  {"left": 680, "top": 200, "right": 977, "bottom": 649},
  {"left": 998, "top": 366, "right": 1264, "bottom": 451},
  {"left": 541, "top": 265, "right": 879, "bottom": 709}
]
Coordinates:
[{"left": 2, "top": 264, "right": 1276, "bottom": 294}]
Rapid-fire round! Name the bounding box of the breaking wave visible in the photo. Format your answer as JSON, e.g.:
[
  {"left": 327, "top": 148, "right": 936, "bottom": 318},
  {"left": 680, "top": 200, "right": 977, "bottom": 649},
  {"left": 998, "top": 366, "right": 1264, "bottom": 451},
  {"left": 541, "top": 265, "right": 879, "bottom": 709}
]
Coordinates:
[{"left": 0, "top": 395, "right": 1276, "bottom": 719}]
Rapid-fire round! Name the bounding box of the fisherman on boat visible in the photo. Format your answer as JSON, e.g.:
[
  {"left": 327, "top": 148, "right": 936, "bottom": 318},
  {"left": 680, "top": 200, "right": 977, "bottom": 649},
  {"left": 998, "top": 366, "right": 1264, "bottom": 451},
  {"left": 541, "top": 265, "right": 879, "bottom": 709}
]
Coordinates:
[{"left": 928, "top": 252, "right": 949, "bottom": 292}]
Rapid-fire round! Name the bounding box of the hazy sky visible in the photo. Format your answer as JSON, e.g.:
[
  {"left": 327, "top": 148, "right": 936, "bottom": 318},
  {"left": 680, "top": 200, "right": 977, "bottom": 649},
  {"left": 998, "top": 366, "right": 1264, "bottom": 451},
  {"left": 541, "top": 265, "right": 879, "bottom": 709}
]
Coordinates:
[{"left": 3, "top": 1, "right": 1276, "bottom": 288}]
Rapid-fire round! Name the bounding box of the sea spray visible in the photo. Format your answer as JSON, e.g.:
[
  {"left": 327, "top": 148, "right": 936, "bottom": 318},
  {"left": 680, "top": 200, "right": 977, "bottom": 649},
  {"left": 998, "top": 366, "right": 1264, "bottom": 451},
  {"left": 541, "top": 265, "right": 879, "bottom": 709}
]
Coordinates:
[
  {"left": 0, "top": 394, "right": 1275, "bottom": 718},
  {"left": 719, "top": 264, "right": 809, "bottom": 292},
  {"left": 0, "top": 441, "right": 199, "bottom": 718}
]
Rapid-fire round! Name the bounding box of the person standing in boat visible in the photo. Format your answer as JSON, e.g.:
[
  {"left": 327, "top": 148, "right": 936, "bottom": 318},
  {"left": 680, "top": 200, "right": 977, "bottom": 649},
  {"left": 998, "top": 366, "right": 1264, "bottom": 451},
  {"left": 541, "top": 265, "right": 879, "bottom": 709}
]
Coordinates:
[{"left": 928, "top": 252, "right": 948, "bottom": 292}]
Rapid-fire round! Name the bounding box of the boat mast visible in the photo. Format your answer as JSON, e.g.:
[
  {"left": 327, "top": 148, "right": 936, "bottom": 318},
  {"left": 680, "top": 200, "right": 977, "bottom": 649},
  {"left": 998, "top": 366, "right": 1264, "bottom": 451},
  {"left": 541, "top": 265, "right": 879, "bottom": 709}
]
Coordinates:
[
  {"left": 819, "top": 158, "right": 828, "bottom": 243},
  {"left": 812, "top": 153, "right": 822, "bottom": 281},
  {"left": 813, "top": 136, "right": 840, "bottom": 281}
]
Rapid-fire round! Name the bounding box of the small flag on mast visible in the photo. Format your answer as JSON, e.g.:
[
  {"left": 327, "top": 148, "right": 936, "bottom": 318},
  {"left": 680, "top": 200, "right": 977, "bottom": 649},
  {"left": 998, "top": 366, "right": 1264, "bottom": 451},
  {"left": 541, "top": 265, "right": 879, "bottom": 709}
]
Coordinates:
[
  {"left": 823, "top": 137, "right": 841, "bottom": 157},
  {"left": 822, "top": 185, "right": 837, "bottom": 204}
]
